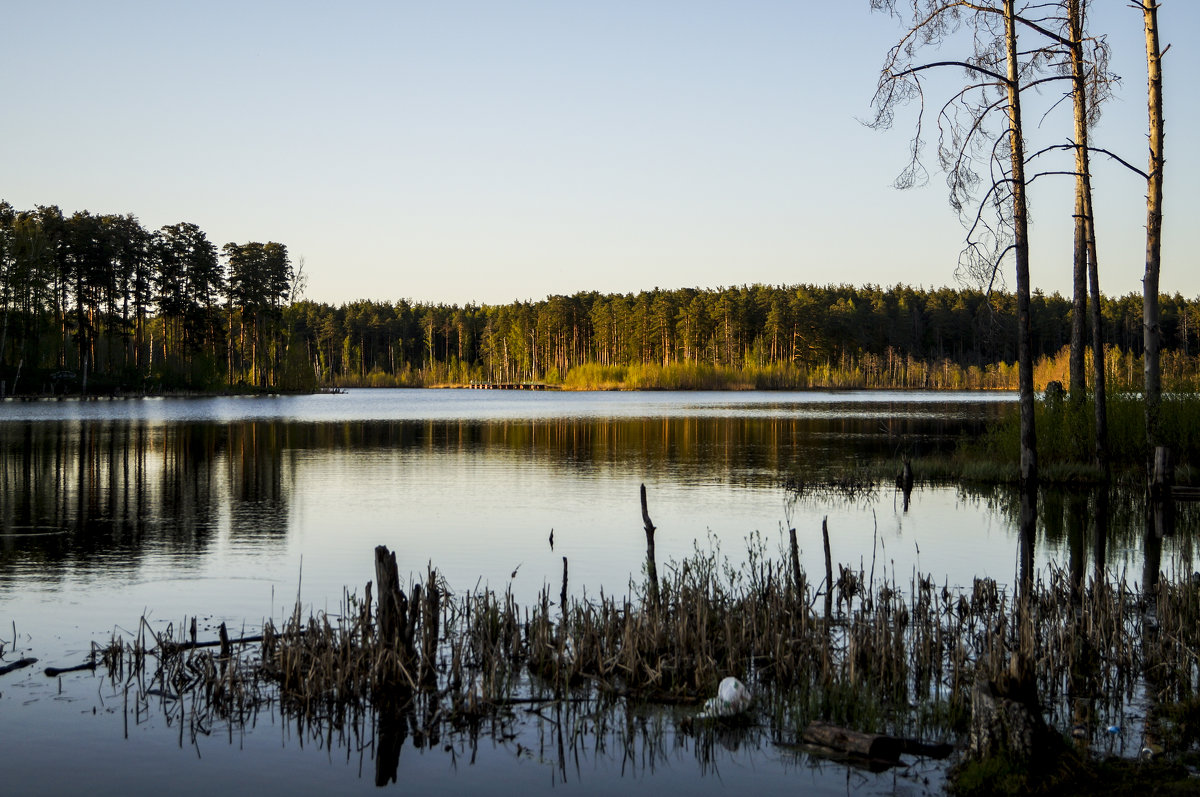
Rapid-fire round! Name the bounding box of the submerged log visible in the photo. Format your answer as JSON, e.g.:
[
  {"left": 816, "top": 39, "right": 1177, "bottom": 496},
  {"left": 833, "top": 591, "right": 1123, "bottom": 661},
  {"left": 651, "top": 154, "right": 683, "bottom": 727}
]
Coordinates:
[
  {"left": 0, "top": 657, "right": 37, "bottom": 676},
  {"left": 800, "top": 721, "right": 952, "bottom": 763},
  {"left": 802, "top": 722, "right": 902, "bottom": 762}
]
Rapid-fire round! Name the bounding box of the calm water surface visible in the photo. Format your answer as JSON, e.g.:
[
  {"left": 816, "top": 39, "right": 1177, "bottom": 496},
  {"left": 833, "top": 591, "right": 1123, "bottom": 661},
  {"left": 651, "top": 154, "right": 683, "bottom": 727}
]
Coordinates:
[{"left": 0, "top": 389, "right": 1184, "bottom": 795}]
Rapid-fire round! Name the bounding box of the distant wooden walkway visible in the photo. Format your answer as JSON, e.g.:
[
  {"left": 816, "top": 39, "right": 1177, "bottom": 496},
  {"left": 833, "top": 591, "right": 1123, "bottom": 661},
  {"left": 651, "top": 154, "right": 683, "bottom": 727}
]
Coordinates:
[
  {"left": 1173, "top": 486, "right": 1200, "bottom": 502},
  {"left": 466, "top": 382, "right": 559, "bottom": 390}
]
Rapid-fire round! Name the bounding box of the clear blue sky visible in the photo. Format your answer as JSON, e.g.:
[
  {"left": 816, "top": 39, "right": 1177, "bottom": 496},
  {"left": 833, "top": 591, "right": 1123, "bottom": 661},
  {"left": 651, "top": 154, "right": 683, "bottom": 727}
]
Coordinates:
[{"left": 3, "top": 1, "right": 1195, "bottom": 306}]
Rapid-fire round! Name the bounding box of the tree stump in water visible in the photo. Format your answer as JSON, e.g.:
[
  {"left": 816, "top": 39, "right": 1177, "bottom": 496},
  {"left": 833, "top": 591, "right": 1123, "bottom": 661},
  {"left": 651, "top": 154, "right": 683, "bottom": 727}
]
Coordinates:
[
  {"left": 965, "top": 669, "right": 1049, "bottom": 764},
  {"left": 420, "top": 573, "right": 440, "bottom": 689},
  {"left": 640, "top": 484, "right": 659, "bottom": 607},
  {"left": 375, "top": 545, "right": 407, "bottom": 649}
]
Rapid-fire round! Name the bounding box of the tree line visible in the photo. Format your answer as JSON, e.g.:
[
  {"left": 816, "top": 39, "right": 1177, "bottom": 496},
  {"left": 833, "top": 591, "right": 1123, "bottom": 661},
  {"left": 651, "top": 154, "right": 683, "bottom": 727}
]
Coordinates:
[
  {"left": 284, "top": 286, "right": 1200, "bottom": 389},
  {"left": 0, "top": 202, "right": 297, "bottom": 393},
  {"left": 1, "top": 198, "right": 1197, "bottom": 396}
]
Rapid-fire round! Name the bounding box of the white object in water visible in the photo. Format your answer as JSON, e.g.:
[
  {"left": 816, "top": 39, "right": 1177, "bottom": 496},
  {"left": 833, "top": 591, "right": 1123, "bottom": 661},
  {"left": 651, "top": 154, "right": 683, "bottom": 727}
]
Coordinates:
[{"left": 701, "top": 676, "right": 752, "bottom": 718}]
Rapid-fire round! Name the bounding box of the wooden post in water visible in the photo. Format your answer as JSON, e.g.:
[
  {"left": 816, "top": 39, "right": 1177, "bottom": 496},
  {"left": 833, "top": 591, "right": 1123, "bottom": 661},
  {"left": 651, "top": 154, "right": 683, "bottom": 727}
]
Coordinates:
[
  {"left": 420, "top": 567, "right": 440, "bottom": 688},
  {"left": 374, "top": 545, "right": 409, "bottom": 654},
  {"left": 407, "top": 583, "right": 422, "bottom": 661},
  {"left": 822, "top": 516, "right": 833, "bottom": 621},
  {"left": 560, "top": 556, "right": 568, "bottom": 615},
  {"left": 788, "top": 527, "right": 803, "bottom": 601},
  {"left": 897, "top": 457, "right": 914, "bottom": 512},
  {"left": 640, "top": 484, "right": 659, "bottom": 607}
]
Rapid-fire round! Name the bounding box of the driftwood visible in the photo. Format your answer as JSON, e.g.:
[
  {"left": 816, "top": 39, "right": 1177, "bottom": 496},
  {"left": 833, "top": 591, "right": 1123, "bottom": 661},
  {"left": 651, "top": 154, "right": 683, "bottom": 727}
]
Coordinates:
[{"left": 0, "top": 657, "right": 37, "bottom": 676}]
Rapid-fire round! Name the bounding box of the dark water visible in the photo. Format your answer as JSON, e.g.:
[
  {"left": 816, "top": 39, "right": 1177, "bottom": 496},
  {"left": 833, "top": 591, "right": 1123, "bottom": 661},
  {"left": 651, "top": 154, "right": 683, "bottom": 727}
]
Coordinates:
[{"left": 0, "top": 389, "right": 1186, "bottom": 795}]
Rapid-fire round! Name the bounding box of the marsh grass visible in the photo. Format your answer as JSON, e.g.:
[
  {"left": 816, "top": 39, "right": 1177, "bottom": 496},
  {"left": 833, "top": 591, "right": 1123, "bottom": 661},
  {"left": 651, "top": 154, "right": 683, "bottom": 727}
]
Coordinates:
[
  {"left": 94, "top": 533, "right": 1200, "bottom": 773},
  {"left": 968, "top": 392, "right": 1200, "bottom": 483}
]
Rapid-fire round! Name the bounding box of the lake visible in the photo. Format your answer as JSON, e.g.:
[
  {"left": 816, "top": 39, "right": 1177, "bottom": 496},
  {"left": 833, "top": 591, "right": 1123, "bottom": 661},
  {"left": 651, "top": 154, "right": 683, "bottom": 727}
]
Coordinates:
[{"left": 0, "top": 389, "right": 1184, "bottom": 795}]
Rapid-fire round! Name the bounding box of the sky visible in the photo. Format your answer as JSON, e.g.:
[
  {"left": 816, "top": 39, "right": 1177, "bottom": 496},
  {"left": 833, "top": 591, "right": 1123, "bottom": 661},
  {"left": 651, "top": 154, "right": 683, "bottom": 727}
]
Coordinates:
[{"left": 2, "top": 1, "right": 1196, "bottom": 307}]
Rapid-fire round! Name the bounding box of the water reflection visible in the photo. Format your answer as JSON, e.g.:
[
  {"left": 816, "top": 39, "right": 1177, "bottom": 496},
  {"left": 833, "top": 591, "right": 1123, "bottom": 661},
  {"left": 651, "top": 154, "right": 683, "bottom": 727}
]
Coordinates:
[
  {"left": 3, "top": 393, "right": 1197, "bottom": 796},
  {"left": 0, "top": 407, "right": 990, "bottom": 579},
  {"left": 2, "top": 408, "right": 1194, "bottom": 597}
]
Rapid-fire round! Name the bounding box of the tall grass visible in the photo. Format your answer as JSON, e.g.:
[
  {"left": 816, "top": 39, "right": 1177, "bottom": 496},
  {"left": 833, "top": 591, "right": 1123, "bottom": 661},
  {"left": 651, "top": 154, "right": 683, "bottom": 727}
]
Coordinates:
[
  {"left": 323, "top": 344, "right": 1200, "bottom": 393},
  {"left": 559, "top": 360, "right": 1013, "bottom": 391},
  {"left": 970, "top": 391, "right": 1200, "bottom": 480},
  {"left": 97, "top": 535, "right": 1200, "bottom": 765}
]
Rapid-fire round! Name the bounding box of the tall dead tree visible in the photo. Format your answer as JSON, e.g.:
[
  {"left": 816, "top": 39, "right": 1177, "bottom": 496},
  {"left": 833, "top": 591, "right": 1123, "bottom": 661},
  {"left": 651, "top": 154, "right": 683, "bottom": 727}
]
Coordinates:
[
  {"left": 1140, "top": 0, "right": 1166, "bottom": 481},
  {"left": 870, "top": 0, "right": 1060, "bottom": 487},
  {"left": 1002, "top": 0, "right": 1037, "bottom": 487},
  {"left": 1066, "top": 0, "right": 1112, "bottom": 471},
  {"left": 1065, "top": 1, "right": 1087, "bottom": 404}
]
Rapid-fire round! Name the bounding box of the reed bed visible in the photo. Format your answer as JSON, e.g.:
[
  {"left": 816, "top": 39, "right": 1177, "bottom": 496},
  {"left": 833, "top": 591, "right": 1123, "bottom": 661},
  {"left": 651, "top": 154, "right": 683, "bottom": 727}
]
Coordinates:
[{"left": 97, "top": 539, "right": 1200, "bottom": 762}]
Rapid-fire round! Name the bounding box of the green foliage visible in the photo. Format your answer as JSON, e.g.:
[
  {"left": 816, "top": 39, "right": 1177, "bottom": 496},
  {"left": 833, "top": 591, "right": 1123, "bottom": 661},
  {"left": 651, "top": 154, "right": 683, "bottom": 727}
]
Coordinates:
[
  {"left": 973, "top": 392, "right": 1200, "bottom": 479},
  {"left": 279, "top": 341, "right": 317, "bottom": 393},
  {"left": 950, "top": 750, "right": 1200, "bottom": 796},
  {"left": 4, "top": 198, "right": 1200, "bottom": 397}
]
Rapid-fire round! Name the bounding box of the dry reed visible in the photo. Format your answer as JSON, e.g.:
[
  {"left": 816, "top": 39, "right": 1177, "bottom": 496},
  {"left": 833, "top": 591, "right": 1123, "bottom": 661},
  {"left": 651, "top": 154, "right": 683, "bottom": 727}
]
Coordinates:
[{"left": 96, "top": 538, "right": 1200, "bottom": 760}]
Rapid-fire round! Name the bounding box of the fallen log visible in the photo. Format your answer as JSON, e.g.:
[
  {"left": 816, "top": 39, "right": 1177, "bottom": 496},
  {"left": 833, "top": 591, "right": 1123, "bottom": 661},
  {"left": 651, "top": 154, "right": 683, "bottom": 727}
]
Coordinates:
[
  {"left": 0, "top": 657, "right": 37, "bottom": 676},
  {"left": 44, "top": 660, "right": 97, "bottom": 676},
  {"left": 802, "top": 722, "right": 902, "bottom": 762},
  {"left": 800, "top": 721, "right": 953, "bottom": 761},
  {"left": 160, "top": 634, "right": 265, "bottom": 656},
  {"left": 900, "top": 738, "right": 954, "bottom": 759}
]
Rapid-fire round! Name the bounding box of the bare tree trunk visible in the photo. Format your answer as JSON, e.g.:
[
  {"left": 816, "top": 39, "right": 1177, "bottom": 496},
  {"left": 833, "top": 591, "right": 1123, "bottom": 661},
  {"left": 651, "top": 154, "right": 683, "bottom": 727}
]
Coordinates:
[
  {"left": 1070, "top": 0, "right": 1108, "bottom": 473},
  {"left": 1142, "top": 0, "right": 1165, "bottom": 476},
  {"left": 1069, "top": 54, "right": 1087, "bottom": 404},
  {"left": 1006, "top": 0, "right": 1037, "bottom": 487},
  {"left": 1085, "top": 198, "right": 1108, "bottom": 471}
]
